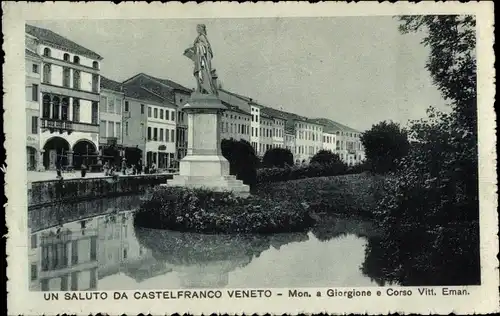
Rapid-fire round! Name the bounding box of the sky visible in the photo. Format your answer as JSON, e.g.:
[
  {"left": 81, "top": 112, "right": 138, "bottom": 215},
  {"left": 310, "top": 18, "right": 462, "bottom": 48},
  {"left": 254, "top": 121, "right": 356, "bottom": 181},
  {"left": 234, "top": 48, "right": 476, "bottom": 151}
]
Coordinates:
[{"left": 30, "top": 17, "right": 448, "bottom": 131}]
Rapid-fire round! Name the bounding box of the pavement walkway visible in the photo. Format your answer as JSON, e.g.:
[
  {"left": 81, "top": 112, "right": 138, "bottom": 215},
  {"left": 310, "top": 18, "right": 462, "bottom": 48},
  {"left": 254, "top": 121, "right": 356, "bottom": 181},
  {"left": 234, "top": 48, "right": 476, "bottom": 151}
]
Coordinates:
[{"left": 27, "top": 170, "right": 175, "bottom": 182}]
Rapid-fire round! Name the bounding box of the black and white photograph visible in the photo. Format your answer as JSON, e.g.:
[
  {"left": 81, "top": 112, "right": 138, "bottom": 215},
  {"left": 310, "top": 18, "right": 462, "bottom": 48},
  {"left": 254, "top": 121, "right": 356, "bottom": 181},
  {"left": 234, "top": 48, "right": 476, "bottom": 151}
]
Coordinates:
[{"left": 5, "top": 2, "right": 497, "bottom": 315}]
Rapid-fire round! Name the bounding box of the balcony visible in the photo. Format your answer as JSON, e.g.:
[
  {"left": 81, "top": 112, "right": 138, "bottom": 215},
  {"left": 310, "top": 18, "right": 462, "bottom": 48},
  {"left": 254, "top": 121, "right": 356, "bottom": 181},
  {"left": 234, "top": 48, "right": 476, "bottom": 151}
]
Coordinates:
[{"left": 41, "top": 118, "right": 99, "bottom": 134}]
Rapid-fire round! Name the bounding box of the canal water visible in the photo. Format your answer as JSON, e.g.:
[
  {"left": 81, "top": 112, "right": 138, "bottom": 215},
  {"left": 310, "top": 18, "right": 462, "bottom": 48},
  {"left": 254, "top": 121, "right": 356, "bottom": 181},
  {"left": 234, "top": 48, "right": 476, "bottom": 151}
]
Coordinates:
[{"left": 28, "top": 195, "right": 388, "bottom": 291}]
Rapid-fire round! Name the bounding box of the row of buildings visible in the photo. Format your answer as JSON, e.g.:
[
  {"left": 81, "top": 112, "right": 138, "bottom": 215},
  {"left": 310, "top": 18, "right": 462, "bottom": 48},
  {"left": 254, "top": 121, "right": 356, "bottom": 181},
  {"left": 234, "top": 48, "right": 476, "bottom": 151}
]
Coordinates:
[{"left": 25, "top": 24, "right": 365, "bottom": 172}]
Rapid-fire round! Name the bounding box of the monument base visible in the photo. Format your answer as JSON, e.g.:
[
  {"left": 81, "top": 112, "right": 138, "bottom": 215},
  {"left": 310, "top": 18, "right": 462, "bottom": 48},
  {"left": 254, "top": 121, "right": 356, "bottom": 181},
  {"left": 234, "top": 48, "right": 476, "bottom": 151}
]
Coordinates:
[{"left": 164, "top": 155, "right": 250, "bottom": 198}]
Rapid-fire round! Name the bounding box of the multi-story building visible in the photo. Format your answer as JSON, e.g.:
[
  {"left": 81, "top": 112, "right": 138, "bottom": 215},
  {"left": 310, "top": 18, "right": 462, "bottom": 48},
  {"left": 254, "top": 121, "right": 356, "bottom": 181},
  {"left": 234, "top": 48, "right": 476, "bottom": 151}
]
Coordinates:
[
  {"left": 220, "top": 107, "right": 251, "bottom": 142},
  {"left": 99, "top": 77, "right": 124, "bottom": 156},
  {"left": 122, "top": 73, "right": 192, "bottom": 170},
  {"left": 218, "top": 89, "right": 253, "bottom": 144},
  {"left": 310, "top": 118, "right": 365, "bottom": 166},
  {"left": 322, "top": 130, "right": 337, "bottom": 153},
  {"left": 29, "top": 218, "right": 99, "bottom": 291},
  {"left": 26, "top": 24, "right": 103, "bottom": 170},
  {"left": 249, "top": 104, "right": 261, "bottom": 153},
  {"left": 25, "top": 35, "right": 43, "bottom": 171},
  {"left": 284, "top": 129, "right": 296, "bottom": 155},
  {"left": 120, "top": 87, "right": 148, "bottom": 166},
  {"left": 259, "top": 106, "right": 287, "bottom": 150},
  {"left": 259, "top": 114, "right": 274, "bottom": 155},
  {"left": 293, "top": 117, "right": 324, "bottom": 163}
]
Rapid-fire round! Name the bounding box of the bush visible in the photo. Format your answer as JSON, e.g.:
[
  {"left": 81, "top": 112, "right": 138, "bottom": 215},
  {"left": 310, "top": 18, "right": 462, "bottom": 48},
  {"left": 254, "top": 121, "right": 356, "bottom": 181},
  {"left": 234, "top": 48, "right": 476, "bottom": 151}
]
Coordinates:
[
  {"left": 221, "top": 139, "right": 258, "bottom": 188},
  {"left": 257, "top": 160, "right": 351, "bottom": 184},
  {"left": 262, "top": 147, "right": 294, "bottom": 168},
  {"left": 134, "top": 186, "right": 314, "bottom": 234},
  {"left": 310, "top": 150, "right": 342, "bottom": 165}
]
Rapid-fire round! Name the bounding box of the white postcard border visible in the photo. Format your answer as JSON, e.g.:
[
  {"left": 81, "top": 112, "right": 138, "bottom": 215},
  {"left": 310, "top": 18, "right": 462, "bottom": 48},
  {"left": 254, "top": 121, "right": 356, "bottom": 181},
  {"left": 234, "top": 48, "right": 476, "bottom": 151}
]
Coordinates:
[{"left": 4, "top": 2, "right": 497, "bottom": 315}]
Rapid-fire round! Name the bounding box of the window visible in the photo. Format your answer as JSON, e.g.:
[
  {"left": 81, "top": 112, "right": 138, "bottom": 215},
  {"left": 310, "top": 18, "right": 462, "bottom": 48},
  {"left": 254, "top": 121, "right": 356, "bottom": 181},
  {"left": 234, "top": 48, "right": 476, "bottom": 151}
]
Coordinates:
[
  {"left": 153, "top": 128, "right": 158, "bottom": 141},
  {"left": 63, "top": 67, "right": 70, "bottom": 87},
  {"left": 90, "top": 237, "right": 97, "bottom": 261},
  {"left": 107, "top": 121, "right": 114, "bottom": 137},
  {"left": 100, "top": 96, "right": 108, "bottom": 112},
  {"left": 73, "top": 70, "right": 80, "bottom": 89},
  {"left": 148, "top": 107, "right": 152, "bottom": 118},
  {"left": 107, "top": 97, "right": 114, "bottom": 113},
  {"left": 124, "top": 101, "right": 129, "bottom": 112},
  {"left": 43, "top": 47, "right": 51, "bottom": 57},
  {"left": 170, "top": 130, "right": 175, "bottom": 142},
  {"left": 73, "top": 99, "right": 80, "bottom": 122},
  {"left": 100, "top": 120, "right": 106, "bottom": 137},
  {"left": 154, "top": 108, "right": 158, "bottom": 118},
  {"left": 73, "top": 56, "right": 80, "bottom": 64},
  {"left": 147, "top": 127, "right": 151, "bottom": 140},
  {"left": 32, "top": 84, "right": 38, "bottom": 101},
  {"left": 116, "top": 122, "right": 121, "bottom": 141},
  {"left": 71, "top": 272, "right": 78, "bottom": 290},
  {"left": 165, "top": 129, "right": 169, "bottom": 142},
  {"left": 42, "top": 64, "right": 51, "bottom": 84},
  {"left": 63, "top": 53, "right": 70, "bottom": 61},
  {"left": 30, "top": 264, "right": 37, "bottom": 281},
  {"left": 160, "top": 109, "right": 164, "bottom": 119},
  {"left": 141, "top": 104, "right": 145, "bottom": 114},
  {"left": 60, "top": 275, "right": 68, "bottom": 291},
  {"left": 32, "top": 64, "right": 39, "bottom": 74},
  {"left": 159, "top": 128, "right": 164, "bottom": 141},
  {"left": 116, "top": 99, "right": 122, "bottom": 114},
  {"left": 171, "top": 111, "right": 175, "bottom": 121},
  {"left": 91, "top": 101, "right": 98, "bottom": 124},
  {"left": 92, "top": 61, "right": 99, "bottom": 69},
  {"left": 125, "top": 122, "right": 129, "bottom": 136},
  {"left": 61, "top": 98, "right": 69, "bottom": 120},
  {"left": 52, "top": 97, "right": 60, "bottom": 120},
  {"left": 92, "top": 74, "right": 99, "bottom": 93},
  {"left": 71, "top": 240, "right": 78, "bottom": 265}
]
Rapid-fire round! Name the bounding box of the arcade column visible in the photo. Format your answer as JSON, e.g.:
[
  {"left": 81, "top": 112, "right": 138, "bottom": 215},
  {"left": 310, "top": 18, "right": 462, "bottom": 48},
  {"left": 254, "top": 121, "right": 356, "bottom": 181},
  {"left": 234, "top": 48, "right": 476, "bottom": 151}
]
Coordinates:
[
  {"left": 67, "top": 151, "right": 73, "bottom": 168},
  {"left": 37, "top": 150, "right": 45, "bottom": 172}
]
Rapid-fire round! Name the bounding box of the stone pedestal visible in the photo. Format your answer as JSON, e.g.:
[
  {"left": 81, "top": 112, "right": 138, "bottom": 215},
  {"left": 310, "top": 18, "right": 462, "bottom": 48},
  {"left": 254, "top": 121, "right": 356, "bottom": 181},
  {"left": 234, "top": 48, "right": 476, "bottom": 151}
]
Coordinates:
[{"left": 164, "top": 93, "right": 250, "bottom": 197}]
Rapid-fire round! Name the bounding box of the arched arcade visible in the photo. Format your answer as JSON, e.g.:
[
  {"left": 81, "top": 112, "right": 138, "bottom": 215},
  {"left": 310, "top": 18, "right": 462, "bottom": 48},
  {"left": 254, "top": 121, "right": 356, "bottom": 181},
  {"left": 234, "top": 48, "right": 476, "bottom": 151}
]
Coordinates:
[{"left": 43, "top": 137, "right": 70, "bottom": 170}]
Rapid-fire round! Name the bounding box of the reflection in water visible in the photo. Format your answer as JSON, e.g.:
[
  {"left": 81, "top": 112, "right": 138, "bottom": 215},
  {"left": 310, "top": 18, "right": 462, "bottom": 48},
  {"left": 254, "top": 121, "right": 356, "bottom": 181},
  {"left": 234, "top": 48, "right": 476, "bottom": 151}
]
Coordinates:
[{"left": 28, "top": 197, "right": 386, "bottom": 291}]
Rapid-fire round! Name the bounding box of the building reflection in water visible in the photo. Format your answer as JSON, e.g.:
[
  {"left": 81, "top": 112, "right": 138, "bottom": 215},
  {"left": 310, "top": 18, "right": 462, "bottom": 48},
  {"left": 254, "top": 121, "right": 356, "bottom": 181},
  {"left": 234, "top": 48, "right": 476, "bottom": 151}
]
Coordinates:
[
  {"left": 29, "top": 209, "right": 169, "bottom": 291},
  {"left": 29, "top": 218, "right": 99, "bottom": 291},
  {"left": 134, "top": 227, "right": 310, "bottom": 288},
  {"left": 28, "top": 202, "right": 382, "bottom": 290}
]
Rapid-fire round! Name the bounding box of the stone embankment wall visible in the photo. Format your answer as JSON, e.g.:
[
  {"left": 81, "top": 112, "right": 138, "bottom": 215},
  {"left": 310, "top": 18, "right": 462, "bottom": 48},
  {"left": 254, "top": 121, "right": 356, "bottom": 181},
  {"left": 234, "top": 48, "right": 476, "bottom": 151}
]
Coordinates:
[{"left": 28, "top": 175, "right": 173, "bottom": 208}]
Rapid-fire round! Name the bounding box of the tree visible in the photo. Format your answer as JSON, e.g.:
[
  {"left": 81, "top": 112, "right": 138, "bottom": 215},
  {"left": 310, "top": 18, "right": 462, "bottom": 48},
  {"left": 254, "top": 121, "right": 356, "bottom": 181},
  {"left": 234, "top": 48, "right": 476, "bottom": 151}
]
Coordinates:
[
  {"left": 363, "top": 15, "right": 480, "bottom": 286},
  {"left": 310, "top": 149, "right": 342, "bottom": 166},
  {"left": 360, "top": 120, "right": 410, "bottom": 174},
  {"left": 221, "top": 139, "right": 259, "bottom": 188},
  {"left": 262, "top": 148, "right": 294, "bottom": 168}
]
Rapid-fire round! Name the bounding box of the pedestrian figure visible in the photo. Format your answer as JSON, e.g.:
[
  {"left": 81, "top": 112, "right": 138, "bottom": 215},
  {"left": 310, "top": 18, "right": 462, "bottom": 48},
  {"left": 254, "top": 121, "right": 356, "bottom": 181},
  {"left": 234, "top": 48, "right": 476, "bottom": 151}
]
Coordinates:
[
  {"left": 137, "top": 159, "right": 143, "bottom": 175},
  {"left": 103, "top": 161, "right": 110, "bottom": 176},
  {"left": 55, "top": 158, "right": 62, "bottom": 179},
  {"left": 81, "top": 163, "right": 87, "bottom": 178},
  {"left": 122, "top": 158, "right": 127, "bottom": 176}
]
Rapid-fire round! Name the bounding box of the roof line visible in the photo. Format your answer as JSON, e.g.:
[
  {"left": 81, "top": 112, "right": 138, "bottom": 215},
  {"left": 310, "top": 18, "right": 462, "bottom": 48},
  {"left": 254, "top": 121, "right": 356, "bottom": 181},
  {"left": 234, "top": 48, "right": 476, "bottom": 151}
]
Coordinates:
[{"left": 139, "top": 86, "right": 167, "bottom": 102}]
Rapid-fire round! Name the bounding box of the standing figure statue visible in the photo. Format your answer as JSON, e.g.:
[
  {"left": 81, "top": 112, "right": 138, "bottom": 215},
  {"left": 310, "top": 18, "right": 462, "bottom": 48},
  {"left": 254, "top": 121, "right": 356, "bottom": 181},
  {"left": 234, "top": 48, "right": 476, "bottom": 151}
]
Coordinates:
[{"left": 184, "top": 24, "right": 219, "bottom": 95}]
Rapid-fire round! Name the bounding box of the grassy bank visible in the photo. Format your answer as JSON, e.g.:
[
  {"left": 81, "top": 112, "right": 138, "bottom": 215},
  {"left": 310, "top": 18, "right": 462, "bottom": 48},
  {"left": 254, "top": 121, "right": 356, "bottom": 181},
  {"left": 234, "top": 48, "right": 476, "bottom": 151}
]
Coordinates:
[
  {"left": 134, "top": 186, "right": 314, "bottom": 234},
  {"left": 134, "top": 173, "right": 386, "bottom": 234},
  {"left": 254, "top": 172, "right": 387, "bottom": 219}
]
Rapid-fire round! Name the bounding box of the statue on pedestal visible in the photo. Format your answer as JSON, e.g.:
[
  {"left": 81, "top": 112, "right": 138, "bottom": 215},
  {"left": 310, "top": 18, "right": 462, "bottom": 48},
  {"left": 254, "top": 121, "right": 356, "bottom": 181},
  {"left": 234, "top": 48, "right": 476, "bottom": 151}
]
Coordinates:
[{"left": 184, "top": 24, "right": 219, "bottom": 96}]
